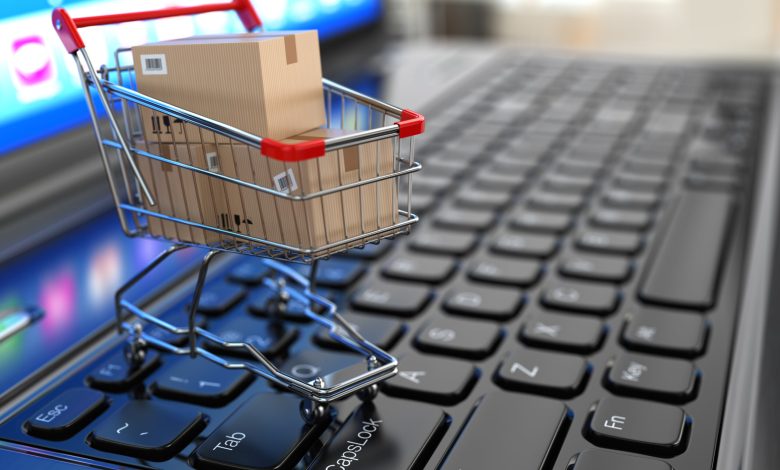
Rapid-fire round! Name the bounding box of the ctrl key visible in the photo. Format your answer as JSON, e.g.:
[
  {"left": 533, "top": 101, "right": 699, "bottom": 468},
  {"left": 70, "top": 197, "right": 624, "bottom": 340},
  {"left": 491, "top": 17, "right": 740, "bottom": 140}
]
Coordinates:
[
  {"left": 308, "top": 397, "right": 449, "bottom": 470},
  {"left": 585, "top": 396, "right": 689, "bottom": 457},
  {"left": 193, "top": 393, "right": 328, "bottom": 470},
  {"left": 24, "top": 388, "right": 107, "bottom": 439}
]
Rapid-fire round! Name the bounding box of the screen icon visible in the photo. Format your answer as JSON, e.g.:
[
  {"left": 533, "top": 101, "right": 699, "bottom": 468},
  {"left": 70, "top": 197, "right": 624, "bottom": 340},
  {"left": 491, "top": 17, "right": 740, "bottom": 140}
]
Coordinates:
[{"left": 9, "top": 34, "right": 60, "bottom": 103}]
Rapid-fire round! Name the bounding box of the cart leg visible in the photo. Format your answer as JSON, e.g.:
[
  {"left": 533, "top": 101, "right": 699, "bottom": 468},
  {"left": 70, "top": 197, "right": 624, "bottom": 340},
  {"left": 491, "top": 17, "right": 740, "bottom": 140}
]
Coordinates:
[
  {"left": 188, "top": 250, "right": 222, "bottom": 358},
  {"left": 299, "top": 377, "right": 330, "bottom": 425},
  {"left": 115, "top": 244, "right": 187, "bottom": 334},
  {"left": 357, "top": 355, "right": 380, "bottom": 402}
]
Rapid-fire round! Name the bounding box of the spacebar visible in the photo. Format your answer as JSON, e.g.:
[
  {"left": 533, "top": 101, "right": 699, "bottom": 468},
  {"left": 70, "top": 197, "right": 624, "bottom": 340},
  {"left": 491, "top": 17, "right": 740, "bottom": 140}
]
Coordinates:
[{"left": 639, "top": 190, "right": 734, "bottom": 310}]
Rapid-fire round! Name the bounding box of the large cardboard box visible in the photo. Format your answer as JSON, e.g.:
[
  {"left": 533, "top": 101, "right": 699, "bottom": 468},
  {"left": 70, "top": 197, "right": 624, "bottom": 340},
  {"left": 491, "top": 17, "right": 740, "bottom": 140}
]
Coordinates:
[
  {"left": 133, "top": 129, "right": 399, "bottom": 251},
  {"left": 132, "top": 32, "right": 325, "bottom": 142},
  {"left": 265, "top": 127, "right": 399, "bottom": 250}
]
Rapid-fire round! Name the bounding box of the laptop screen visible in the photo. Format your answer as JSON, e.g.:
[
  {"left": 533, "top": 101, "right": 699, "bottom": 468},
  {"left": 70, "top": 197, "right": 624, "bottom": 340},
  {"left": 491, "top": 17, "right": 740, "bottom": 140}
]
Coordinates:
[{"left": 0, "top": 0, "right": 382, "bottom": 155}]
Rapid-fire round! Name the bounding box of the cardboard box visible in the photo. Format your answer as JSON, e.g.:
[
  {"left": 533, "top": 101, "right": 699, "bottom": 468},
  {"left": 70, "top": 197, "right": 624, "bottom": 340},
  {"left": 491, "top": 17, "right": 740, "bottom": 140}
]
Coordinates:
[
  {"left": 133, "top": 128, "right": 399, "bottom": 252},
  {"left": 132, "top": 31, "right": 325, "bottom": 143},
  {"left": 262, "top": 127, "right": 399, "bottom": 251}
]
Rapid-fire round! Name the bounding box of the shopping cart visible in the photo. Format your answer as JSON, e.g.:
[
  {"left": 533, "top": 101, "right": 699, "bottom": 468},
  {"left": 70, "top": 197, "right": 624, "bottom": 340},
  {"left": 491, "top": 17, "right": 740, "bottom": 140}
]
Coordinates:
[{"left": 51, "top": 0, "right": 423, "bottom": 422}]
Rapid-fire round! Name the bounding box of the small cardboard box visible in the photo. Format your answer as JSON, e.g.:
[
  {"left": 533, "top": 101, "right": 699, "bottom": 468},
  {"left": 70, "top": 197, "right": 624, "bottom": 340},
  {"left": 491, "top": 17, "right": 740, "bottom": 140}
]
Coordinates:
[
  {"left": 132, "top": 31, "right": 325, "bottom": 142},
  {"left": 262, "top": 127, "right": 399, "bottom": 250}
]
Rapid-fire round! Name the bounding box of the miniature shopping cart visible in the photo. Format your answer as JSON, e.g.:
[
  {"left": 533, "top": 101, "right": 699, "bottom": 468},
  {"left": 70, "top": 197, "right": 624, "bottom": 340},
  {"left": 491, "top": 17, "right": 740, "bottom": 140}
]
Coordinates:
[{"left": 51, "top": 0, "right": 422, "bottom": 421}]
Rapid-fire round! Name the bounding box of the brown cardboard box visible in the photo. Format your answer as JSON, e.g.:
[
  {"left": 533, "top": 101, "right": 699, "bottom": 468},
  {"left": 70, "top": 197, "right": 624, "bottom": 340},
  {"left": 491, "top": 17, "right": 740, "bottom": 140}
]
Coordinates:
[
  {"left": 133, "top": 140, "right": 227, "bottom": 244},
  {"left": 132, "top": 128, "right": 398, "bottom": 252},
  {"left": 131, "top": 32, "right": 325, "bottom": 143},
  {"left": 263, "top": 127, "right": 398, "bottom": 251}
]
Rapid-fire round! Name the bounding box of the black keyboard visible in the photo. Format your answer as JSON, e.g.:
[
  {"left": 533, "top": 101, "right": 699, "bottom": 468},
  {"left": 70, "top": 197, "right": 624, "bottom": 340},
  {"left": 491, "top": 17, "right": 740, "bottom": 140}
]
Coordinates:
[{"left": 0, "top": 55, "right": 766, "bottom": 470}]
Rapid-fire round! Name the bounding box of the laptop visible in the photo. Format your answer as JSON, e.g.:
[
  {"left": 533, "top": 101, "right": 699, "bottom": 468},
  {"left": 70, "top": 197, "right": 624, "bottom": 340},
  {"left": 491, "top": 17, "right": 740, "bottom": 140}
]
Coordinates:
[{"left": 0, "top": 1, "right": 775, "bottom": 469}]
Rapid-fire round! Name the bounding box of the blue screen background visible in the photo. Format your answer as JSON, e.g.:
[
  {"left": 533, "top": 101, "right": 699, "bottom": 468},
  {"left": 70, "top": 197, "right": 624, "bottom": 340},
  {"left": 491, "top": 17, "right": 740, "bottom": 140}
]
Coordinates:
[{"left": 0, "top": 0, "right": 382, "bottom": 155}]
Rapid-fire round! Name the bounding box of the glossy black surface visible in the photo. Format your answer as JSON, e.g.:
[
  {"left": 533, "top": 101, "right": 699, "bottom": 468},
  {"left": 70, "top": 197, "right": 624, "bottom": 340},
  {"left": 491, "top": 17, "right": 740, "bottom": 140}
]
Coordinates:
[{"left": 0, "top": 56, "right": 766, "bottom": 470}]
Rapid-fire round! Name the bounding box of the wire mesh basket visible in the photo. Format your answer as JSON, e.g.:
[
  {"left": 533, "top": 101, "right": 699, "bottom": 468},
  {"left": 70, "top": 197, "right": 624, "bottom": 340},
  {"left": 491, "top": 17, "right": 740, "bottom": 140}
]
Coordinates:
[{"left": 52, "top": 0, "right": 423, "bottom": 411}]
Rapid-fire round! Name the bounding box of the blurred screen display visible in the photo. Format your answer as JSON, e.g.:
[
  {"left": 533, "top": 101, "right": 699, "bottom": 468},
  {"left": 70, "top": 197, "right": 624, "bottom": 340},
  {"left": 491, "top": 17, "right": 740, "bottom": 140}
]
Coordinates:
[{"left": 0, "top": 0, "right": 382, "bottom": 155}]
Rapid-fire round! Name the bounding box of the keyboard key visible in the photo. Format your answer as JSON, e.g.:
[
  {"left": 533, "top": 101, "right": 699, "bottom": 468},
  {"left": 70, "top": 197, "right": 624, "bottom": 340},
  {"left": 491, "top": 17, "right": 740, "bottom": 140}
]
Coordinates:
[
  {"left": 685, "top": 173, "right": 740, "bottom": 191},
  {"left": 342, "top": 240, "right": 393, "bottom": 260},
  {"left": 227, "top": 261, "right": 270, "bottom": 285},
  {"left": 314, "top": 312, "right": 405, "bottom": 351},
  {"left": 557, "top": 159, "right": 603, "bottom": 177},
  {"left": 494, "top": 348, "right": 589, "bottom": 398},
  {"left": 193, "top": 393, "right": 327, "bottom": 470},
  {"left": 351, "top": 280, "right": 432, "bottom": 317},
  {"left": 615, "top": 172, "right": 666, "bottom": 192},
  {"left": 585, "top": 396, "right": 689, "bottom": 456},
  {"left": 474, "top": 169, "right": 526, "bottom": 191},
  {"left": 543, "top": 173, "right": 594, "bottom": 194},
  {"left": 151, "top": 356, "right": 253, "bottom": 406},
  {"left": 455, "top": 187, "right": 513, "bottom": 209},
  {"left": 382, "top": 252, "right": 457, "bottom": 283},
  {"left": 311, "top": 258, "right": 366, "bottom": 289},
  {"left": 443, "top": 282, "right": 525, "bottom": 321},
  {"left": 491, "top": 232, "right": 559, "bottom": 258},
  {"left": 415, "top": 317, "right": 502, "bottom": 359},
  {"left": 528, "top": 191, "right": 585, "bottom": 212},
  {"left": 248, "top": 289, "right": 313, "bottom": 323},
  {"left": 602, "top": 188, "right": 660, "bottom": 210},
  {"left": 194, "top": 282, "right": 246, "bottom": 315},
  {"left": 569, "top": 449, "right": 673, "bottom": 470},
  {"left": 468, "top": 256, "right": 542, "bottom": 287},
  {"left": 440, "top": 392, "right": 570, "bottom": 470},
  {"left": 208, "top": 316, "right": 298, "bottom": 357},
  {"left": 86, "top": 350, "right": 161, "bottom": 392},
  {"left": 146, "top": 311, "right": 207, "bottom": 347},
  {"left": 410, "top": 174, "right": 452, "bottom": 194},
  {"left": 24, "top": 388, "right": 107, "bottom": 439},
  {"left": 559, "top": 254, "right": 632, "bottom": 283},
  {"left": 88, "top": 401, "right": 205, "bottom": 461},
  {"left": 576, "top": 229, "right": 643, "bottom": 255},
  {"left": 434, "top": 206, "right": 496, "bottom": 231},
  {"left": 510, "top": 210, "right": 573, "bottom": 234},
  {"left": 520, "top": 310, "right": 606, "bottom": 353},
  {"left": 639, "top": 191, "right": 733, "bottom": 310},
  {"left": 398, "top": 191, "right": 437, "bottom": 214},
  {"left": 410, "top": 229, "right": 478, "bottom": 256},
  {"left": 541, "top": 280, "right": 620, "bottom": 315},
  {"left": 309, "top": 397, "right": 448, "bottom": 470},
  {"left": 383, "top": 354, "right": 478, "bottom": 405},
  {"left": 590, "top": 208, "right": 652, "bottom": 231},
  {"left": 280, "top": 349, "right": 361, "bottom": 383},
  {"left": 606, "top": 352, "right": 698, "bottom": 403},
  {"left": 622, "top": 308, "right": 708, "bottom": 357}
]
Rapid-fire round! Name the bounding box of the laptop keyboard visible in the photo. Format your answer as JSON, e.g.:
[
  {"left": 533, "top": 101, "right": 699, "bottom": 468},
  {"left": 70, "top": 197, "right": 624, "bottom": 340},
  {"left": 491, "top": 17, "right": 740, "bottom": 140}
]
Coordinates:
[{"left": 0, "top": 55, "right": 766, "bottom": 469}]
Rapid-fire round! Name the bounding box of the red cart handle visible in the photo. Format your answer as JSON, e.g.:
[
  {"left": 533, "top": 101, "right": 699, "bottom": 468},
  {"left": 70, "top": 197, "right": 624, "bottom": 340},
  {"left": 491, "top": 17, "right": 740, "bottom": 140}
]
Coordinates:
[{"left": 52, "top": 0, "right": 262, "bottom": 54}]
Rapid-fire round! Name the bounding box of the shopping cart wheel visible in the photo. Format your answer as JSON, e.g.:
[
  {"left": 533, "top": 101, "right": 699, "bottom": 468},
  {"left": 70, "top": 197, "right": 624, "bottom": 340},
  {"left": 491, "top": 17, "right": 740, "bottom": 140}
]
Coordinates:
[
  {"left": 124, "top": 322, "right": 148, "bottom": 366},
  {"left": 300, "top": 377, "right": 330, "bottom": 425}
]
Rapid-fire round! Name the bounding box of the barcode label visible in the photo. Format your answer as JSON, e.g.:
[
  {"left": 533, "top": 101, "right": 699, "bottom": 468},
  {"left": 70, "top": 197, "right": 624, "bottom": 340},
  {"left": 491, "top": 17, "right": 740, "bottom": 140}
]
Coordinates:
[
  {"left": 273, "top": 169, "right": 298, "bottom": 194},
  {"left": 206, "top": 152, "right": 221, "bottom": 174},
  {"left": 140, "top": 54, "right": 167, "bottom": 75}
]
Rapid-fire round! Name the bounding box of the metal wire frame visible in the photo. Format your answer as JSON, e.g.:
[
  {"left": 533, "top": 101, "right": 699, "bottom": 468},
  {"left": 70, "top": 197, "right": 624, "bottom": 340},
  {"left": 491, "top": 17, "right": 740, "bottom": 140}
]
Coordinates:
[
  {"left": 73, "top": 40, "right": 418, "bottom": 404},
  {"left": 79, "top": 49, "right": 420, "bottom": 263},
  {"left": 115, "top": 245, "right": 398, "bottom": 404}
]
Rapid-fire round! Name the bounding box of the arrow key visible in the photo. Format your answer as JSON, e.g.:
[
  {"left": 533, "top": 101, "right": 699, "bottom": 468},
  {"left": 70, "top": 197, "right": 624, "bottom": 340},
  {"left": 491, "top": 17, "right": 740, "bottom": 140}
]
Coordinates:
[
  {"left": 494, "top": 347, "right": 590, "bottom": 398},
  {"left": 151, "top": 356, "right": 253, "bottom": 406},
  {"left": 383, "top": 354, "right": 478, "bottom": 405}
]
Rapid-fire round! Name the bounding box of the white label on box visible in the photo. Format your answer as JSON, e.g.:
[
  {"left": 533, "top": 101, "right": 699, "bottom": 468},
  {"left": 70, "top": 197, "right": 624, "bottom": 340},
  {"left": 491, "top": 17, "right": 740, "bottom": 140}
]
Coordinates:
[
  {"left": 206, "top": 151, "right": 221, "bottom": 174},
  {"left": 140, "top": 54, "right": 167, "bottom": 75},
  {"left": 273, "top": 169, "right": 298, "bottom": 194}
]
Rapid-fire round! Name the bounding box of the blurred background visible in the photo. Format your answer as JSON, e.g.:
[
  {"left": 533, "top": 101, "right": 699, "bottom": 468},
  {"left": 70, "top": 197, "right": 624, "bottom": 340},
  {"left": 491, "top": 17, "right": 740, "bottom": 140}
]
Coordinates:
[{"left": 2, "top": 0, "right": 776, "bottom": 154}]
